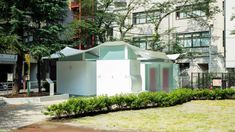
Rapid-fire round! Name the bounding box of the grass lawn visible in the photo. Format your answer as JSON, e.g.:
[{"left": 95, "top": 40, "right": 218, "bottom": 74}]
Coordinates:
[{"left": 71, "top": 100, "right": 235, "bottom": 132}]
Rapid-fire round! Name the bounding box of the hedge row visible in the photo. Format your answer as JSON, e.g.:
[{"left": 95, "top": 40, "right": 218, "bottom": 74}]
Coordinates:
[{"left": 44, "top": 88, "right": 235, "bottom": 118}]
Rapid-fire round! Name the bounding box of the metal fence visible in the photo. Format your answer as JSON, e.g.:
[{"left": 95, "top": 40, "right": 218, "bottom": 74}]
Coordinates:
[
  {"left": 191, "top": 72, "right": 235, "bottom": 89},
  {"left": 0, "top": 80, "right": 56, "bottom": 95},
  {"left": 0, "top": 82, "right": 13, "bottom": 91},
  {"left": 179, "top": 75, "right": 191, "bottom": 88}
]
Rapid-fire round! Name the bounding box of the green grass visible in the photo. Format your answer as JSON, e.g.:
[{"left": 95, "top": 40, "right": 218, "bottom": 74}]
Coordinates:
[{"left": 72, "top": 100, "right": 235, "bottom": 131}]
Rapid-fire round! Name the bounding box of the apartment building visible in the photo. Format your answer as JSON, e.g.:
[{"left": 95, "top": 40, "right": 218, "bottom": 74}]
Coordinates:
[{"left": 112, "top": 0, "right": 226, "bottom": 77}]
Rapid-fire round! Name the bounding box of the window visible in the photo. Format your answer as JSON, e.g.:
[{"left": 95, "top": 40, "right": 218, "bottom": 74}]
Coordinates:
[
  {"left": 133, "top": 36, "right": 153, "bottom": 50},
  {"left": 198, "top": 63, "right": 208, "bottom": 71},
  {"left": 133, "top": 10, "right": 160, "bottom": 24},
  {"left": 114, "top": 0, "right": 127, "bottom": 8},
  {"left": 179, "top": 63, "right": 190, "bottom": 71},
  {"left": 176, "top": 31, "right": 210, "bottom": 48},
  {"left": 147, "top": 11, "right": 160, "bottom": 23},
  {"left": 176, "top": 4, "right": 208, "bottom": 20}
]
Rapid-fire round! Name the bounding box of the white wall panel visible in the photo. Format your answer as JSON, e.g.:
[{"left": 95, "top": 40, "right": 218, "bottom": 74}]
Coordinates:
[
  {"left": 96, "top": 60, "right": 142, "bottom": 96},
  {"left": 57, "top": 61, "right": 96, "bottom": 96},
  {"left": 225, "top": 0, "right": 235, "bottom": 68}
]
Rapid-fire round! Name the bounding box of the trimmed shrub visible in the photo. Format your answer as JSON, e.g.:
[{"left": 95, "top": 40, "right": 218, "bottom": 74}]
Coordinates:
[
  {"left": 123, "top": 94, "right": 138, "bottom": 108},
  {"left": 44, "top": 88, "right": 235, "bottom": 118},
  {"left": 109, "top": 95, "right": 126, "bottom": 109}
]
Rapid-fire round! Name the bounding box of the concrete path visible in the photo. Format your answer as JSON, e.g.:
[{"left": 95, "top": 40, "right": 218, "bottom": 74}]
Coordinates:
[{"left": 0, "top": 100, "right": 66, "bottom": 131}]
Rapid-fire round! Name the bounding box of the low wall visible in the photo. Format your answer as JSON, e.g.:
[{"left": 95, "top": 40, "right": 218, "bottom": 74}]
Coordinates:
[{"left": 2, "top": 94, "right": 69, "bottom": 105}]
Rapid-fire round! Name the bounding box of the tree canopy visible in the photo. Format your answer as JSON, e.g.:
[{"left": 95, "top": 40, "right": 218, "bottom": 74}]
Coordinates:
[{"left": 0, "top": 0, "right": 68, "bottom": 93}]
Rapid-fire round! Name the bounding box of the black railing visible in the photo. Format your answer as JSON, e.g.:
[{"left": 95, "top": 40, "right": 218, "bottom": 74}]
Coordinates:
[{"left": 191, "top": 72, "right": 235, "bottom": 89}]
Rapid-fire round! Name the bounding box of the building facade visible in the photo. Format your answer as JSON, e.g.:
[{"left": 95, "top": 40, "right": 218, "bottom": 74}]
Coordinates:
[
  {"left": 112, "top": 0, "right": 226, "bottom": 78},
  {"left": 225, "top": 0, "right": 235, "bottom": 71}
]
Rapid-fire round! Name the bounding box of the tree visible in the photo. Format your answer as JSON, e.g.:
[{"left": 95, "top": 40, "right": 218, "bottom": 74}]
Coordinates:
[
  {"left": 95, "top": 0, "right": 115, "bottom": 42},
  {"left": 27, "top": 0, "right": 68, "bottom": 92},
  {"left": 0, "top": 0, "right": 31, "bottom": 94},
  {"left": 0, "top": 0, "right": 68, "bottom": 94},
  {"left": 114, "top": 0, "right": 146, "bottom": 41},
  {"left": 146, "top": 0, "right": 220, "bottom": 51},
  {"left": 71, "top": 0, "right": 115, "bottom": 46},
  {"left": 0, "top": 32, "right": 19, "bottom": 53}
]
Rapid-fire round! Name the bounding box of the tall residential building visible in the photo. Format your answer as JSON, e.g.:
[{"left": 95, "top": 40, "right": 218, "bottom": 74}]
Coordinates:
[{"left": 112, "top": 0, "right": 226, "bottom": 76}]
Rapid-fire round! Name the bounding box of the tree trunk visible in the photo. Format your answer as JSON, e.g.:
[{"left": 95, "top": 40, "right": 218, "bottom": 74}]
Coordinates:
[
  {"left": 98, "top": 34, "right": 104, "bottom": 43},
  {"left": 120, "top": 33, "right": 125, "bottom": 41},
  {"left": 37, "top": 58, "right": 42, "bottom": 93},
  {"left": 12, "top": 54, "right": 23, "bottom": 95}
]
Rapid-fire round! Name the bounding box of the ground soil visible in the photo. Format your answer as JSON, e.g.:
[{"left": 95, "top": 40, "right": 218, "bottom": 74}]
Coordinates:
[
  {"left": 3, "top": 92, "right": 49, "bottom": 98},
  {"left": 13, "top": 122, "right": 120, "bottom": 132}
]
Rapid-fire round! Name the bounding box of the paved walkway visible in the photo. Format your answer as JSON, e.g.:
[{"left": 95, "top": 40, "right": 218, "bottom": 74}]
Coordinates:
[{"left": 0, "top": 100, "right": 66, "bottom": 131}]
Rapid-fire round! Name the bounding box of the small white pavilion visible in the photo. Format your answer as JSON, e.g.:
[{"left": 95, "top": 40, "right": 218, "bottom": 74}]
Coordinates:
[{"left": 44, "top": 41, "right": 179, "bottom": 96}]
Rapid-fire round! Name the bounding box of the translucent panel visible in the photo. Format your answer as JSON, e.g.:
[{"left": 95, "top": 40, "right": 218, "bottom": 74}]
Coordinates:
[
  {"left": 128, "top": 47, "right": 137, "bottom": 59},
  {"left": 100, "top": 46, "right": 125, "bottom": 60},
  {"left": 85, "top": 53, "right": 99, "bottom": 60},
  {"left": 163, "top": 68, "right": 169, "bottom": 92},
  {"left": 145, "top": 62, "right": 176, "bottom": 92},
  {"left": 149, "top": 68, "right": 157, "bottom": 91},
  {"left": 60, "top": 54, "right": 83, "bottom": 61}
]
